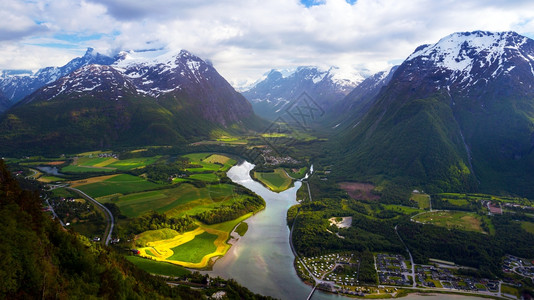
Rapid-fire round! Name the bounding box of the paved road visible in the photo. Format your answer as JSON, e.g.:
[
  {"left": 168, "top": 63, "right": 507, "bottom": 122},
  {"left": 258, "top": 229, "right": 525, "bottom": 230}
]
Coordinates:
[
  {"left": 45, "top": 198, "right": 65, "bottom": 227},
  {"left": 395, "top": 225, "right": 416, "bottom": 287},
  {"left": 67, "top": 187, "right": 114, "bottom": 245},
  {"left": 289, "top": 179, "right": 319, "bottom": 299},
  {"left": 25, "top": 168, "right": 39, "bottom": 179}
]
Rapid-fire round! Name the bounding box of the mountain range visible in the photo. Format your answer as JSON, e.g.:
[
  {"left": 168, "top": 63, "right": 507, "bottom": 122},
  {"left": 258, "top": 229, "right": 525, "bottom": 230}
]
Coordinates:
[
  {"left": 242, "top": 66, "right": 364, "bottom": 120},
  {"left": 0, "top": 49, "right": 257, "bottom": 154},
  {"left": 334, "top": 30, "right": 534, "bottom": 197},
  {"left": 1, "top": 30, "right": 534, "bottom": 198},
  {"left": 0, "top": 48, "right": 116, "bottom": 110}
]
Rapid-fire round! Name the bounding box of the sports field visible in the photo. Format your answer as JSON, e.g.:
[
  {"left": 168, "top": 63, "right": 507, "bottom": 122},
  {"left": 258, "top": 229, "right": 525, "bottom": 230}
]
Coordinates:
[
  {"left": 253, "top": 168, "right": 293, "bottom": 192},
  {"left": 410, "top": 193, "right": 431, "bottom": 209},
  {"left": 412, "top": 210, "right": 488, "bottom": 233}
]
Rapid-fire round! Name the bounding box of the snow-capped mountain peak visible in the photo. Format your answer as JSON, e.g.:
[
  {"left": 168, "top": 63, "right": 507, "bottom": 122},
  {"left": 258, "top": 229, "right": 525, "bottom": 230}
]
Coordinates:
[
  {"left": 0, "top": 48, "right": 115, "bottom": 109},
  {"left": 407, "top": 31, "right": 534, "bottom": 78},
  {"left": 112, "top": 49, "right": 214, "bottom": 97},
  {"left": 242, "top": 65, "right": 366, "bottom": 120},
  {"left": 24, "top": 64, "right": 137, "bottom": 103},
  {"left": 402, "top": 31, "right": 534, "bottom": 91}
]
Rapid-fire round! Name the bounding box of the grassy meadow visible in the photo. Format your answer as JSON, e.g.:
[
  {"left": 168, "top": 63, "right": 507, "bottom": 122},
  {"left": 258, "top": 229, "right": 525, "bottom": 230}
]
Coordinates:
[
  {"left": 71, "top": 174, "right": 162, "bottom": 198},
  {"left": 285, "top": 167, "right": 308, "bottom": 179},
  {"left": 125, "top": 256, "right": 191, "bottom": 277},
  {"left": 412, "top": 211, "right": 488, "bottom": 234},
  {"left": 253, "top": 168, "right": 293, "bottom": 192},
  {"left": 183, "top": 153, "right": 236, "bottom": 173},
  {"left": 137, "top": 226, "right": 232, "bottom": 268},
  {"left": 61, "top": 155, "right": 160, "bottom": 173},
  {"left": 410, "top": 193, "right": 431, "bottom": 210}
]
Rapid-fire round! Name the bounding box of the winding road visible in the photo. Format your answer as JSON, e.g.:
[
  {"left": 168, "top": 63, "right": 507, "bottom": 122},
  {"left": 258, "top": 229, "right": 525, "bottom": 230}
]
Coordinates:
[{"left": 67, "top": 187, "right": 114, "bottom": 245}]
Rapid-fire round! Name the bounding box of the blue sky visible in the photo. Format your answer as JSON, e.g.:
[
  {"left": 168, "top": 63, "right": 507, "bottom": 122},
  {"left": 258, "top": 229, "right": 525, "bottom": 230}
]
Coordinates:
[
  {"left": 1, "top": 0, "right": 534, "bottom": 87},
  {"left": 301, "top": 0, "right": 357, "bottom": 6}
]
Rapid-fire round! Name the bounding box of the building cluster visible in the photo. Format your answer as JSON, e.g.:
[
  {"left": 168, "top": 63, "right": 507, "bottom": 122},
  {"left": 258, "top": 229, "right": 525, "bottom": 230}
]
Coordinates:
[
  {"left": 302, "top": 253, "right": 358, "bottom": 285},
  {"left": 376, "top": 254, "right": 411, "bottom": 286},
  {"left": 260, "top": 148, "right": 299, "bottom": 165},
  {"left": 96, "top": 153, "right": 118, "bottom": 159},
  {"left": 502, "top": 202, "right": 534, "bottom": 212},
  {"left": 415, "top": 264, "right": 499, "bottom": 292},
  {"left": 503, "top": 254, "right": 534, "bottom": 279},
  {"left": 481, "top": 200, "right": 503, "bottom": 215}
]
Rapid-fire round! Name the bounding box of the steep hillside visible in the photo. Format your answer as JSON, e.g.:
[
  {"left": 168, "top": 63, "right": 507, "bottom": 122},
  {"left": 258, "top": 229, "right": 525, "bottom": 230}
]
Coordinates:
[
  {"left": 0, "top": 160, "right": 272, "bottom": 299},
  {"left": 114, "top": 49, "right": 254, "bottom": 126},
  {"left": 328, "top": 65, "right": 398, "bottom": 130},
  {"left": 336, "top": 31, "right": 534, "bottom": 196}
]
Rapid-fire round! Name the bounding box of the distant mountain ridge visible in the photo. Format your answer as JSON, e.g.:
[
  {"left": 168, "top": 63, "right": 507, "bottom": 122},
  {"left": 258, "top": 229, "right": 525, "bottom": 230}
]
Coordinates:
[
  {"left": 328, "top": 65, "right": 398, "bottom": 130},
  {"left": 242, "top": 66, "right": 364, "bottom": 120},
  {"left": 336, "top": 31, "right": 534, "bottom": 197}
]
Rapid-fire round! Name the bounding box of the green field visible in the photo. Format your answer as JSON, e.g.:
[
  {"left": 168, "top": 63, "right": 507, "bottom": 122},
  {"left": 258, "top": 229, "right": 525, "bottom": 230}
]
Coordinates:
[
  {"left": 61, "top": 165, "right": 115, "bottom": 173},
  {"left": 75, "top": 174, "right": 162, "bottom": 198},
  {"left": 107, "top": 156, "right": 160, "bottom": 170},
  {"left": 136, "top": 228, "right": 182, "bottom": 247},
  {"left": 126, "top": 256, "right": 191, "bottom": 277},
  {"left": 438, "top": 193, "right": 532, "bottom": 206},
  {"left": 183, "top": 153, "right": 211, "bottom": 161},
  {"left": 52, "top": 187, "right": 78, "bottom": 198},
  {"left": 183, "top": 153, "right": 236, "bottom": 173},
  {"left": 102, "top": 184, "right": 206, "bottom": 217},
  {"left": 412, "top": 211, "right": 487, "bottom": 233},
  {"left": 383, "top": 204, "right": 422, "bottom": 215},
  {"left": 521, "top": 221, "right": 534, "bottom": 234},
  {"left": 165, "top": 189, "right": 244, "bottom": 218},
  {"left": 501, "top": 284, "right": 520, "bottom": 298},
  {"left": 38, "top": 176, "right": 65, "bottom": 183},
  {"left": 285, "top": 167, "right": 308, "bottom": 179},
  {"left": 410, "top": 193, "right": 430, "bottom": 209},
  {"left": 447, "top": 198, "right": 470, "bottom": 206},
  {"left": 77, "top": 157, "right": 114, "bottom": 166},
  {"left": 189, "top": 173, "right": 219, "bottom": 182},
  {"left": 254, "top": 168, "right": 293, "bottom": 192},
  {"left": 136, "top": 213, "right": 255, "bottom": 269},
  {"left": 215, "top": 136, "right": 247, "bottom": 144},
  {"left": 167, "top": 232, "right": 218, "bottom": 263},
  {"left": 99, "top": 183, "right": 238, "bottom": 218},
  {"left": 62, "top": 156, "right": 159, "bottom": 173}
]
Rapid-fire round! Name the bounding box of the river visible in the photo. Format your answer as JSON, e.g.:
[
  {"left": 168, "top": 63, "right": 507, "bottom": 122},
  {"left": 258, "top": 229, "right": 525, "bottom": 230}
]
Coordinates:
[{"left": 205, "top": 161, "right": 482, "bottom": 300}]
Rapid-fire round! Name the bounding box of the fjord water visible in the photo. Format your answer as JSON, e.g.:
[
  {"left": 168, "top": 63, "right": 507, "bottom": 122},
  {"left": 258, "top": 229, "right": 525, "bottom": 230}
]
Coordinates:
[
  {"left": 205, "top": 161, "right": 352, "bottom": 299},
  {"left": 208, "top": 161, "right": 481, "bottom": 300}
]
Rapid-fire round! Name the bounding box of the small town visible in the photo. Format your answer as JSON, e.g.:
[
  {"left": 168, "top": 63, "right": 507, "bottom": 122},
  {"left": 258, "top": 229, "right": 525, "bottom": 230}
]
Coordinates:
[{"left": 295, "top": 252, "right": 528, "bottom": 299}]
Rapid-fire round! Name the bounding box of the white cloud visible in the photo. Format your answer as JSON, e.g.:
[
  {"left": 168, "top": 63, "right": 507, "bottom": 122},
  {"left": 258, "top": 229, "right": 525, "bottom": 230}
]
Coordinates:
[{"left": 2, "top": 0, "right": 534, "bottom": 85}]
